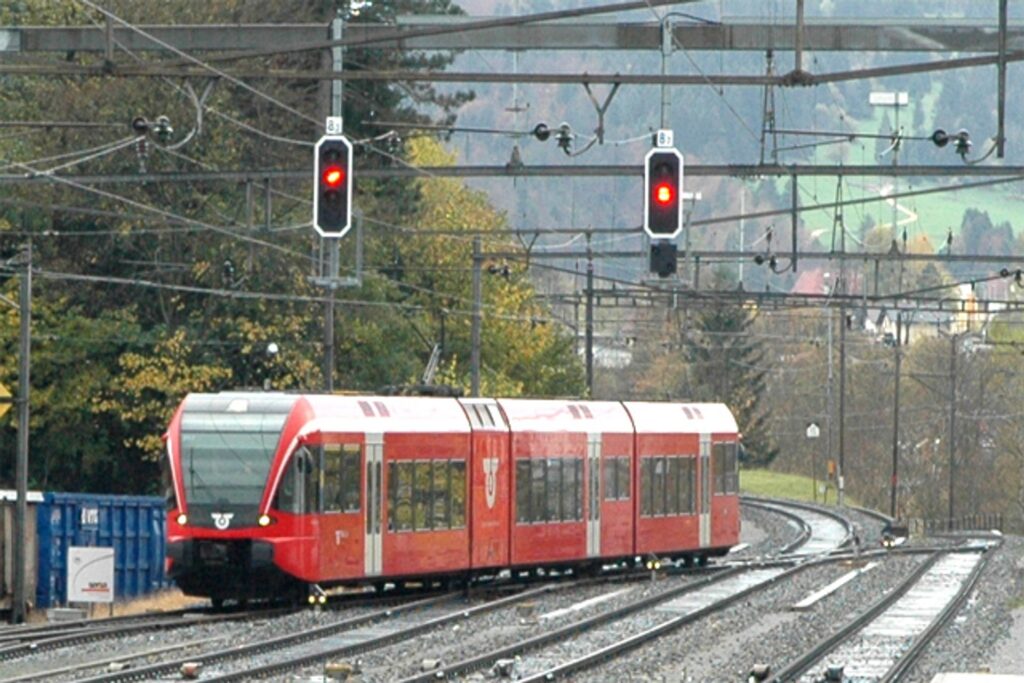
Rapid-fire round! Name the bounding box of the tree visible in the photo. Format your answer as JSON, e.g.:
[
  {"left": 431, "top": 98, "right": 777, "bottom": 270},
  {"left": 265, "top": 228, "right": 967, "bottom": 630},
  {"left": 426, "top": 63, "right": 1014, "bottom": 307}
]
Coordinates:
[{"left": 682, "top": 294, "right": 778, "bottom": 467}]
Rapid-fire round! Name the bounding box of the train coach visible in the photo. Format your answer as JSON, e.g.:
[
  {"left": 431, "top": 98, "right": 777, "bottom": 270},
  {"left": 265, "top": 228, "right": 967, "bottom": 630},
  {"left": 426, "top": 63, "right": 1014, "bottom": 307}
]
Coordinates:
[{"left": 162, "top": 393, "right": 740, "bottom": 605}]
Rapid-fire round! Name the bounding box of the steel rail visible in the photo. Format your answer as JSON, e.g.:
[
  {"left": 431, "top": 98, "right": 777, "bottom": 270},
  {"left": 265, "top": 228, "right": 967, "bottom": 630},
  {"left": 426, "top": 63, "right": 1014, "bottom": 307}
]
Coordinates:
[
  {"left": 177, "top": 584, "right": 565, "bottom": 683},
  {"left": 396, "top": 566, "right": 744, "bottom": 683},
  {"left": 740, "top": 499, "right": 812, "bottom": 554},
  {"left": 513, "top": 564, "right": 809, "bottom": 683},
  {"left": 0, "top": 607, "right": 290, "bottom": 662},
  {"left": 741, "top": 496, "right": 855, "bottom": 552},
  {"left": 69, "top": 591, "right": 460, "bottom": 683},
  {"left": 769, "top": 551, "right": 945, "bottom": 682},
  {"left": 879, "top": 541, "right": 998, "bottom": 682}
]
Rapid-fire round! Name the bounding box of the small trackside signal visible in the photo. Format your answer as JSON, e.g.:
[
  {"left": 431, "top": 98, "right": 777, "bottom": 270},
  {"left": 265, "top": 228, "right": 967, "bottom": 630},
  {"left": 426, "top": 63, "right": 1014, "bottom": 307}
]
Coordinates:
[
  {"left": 313, "top": 135, "right": 353, "bottom": 238},
  {"left": 643, "top": 147, "right": 684, "bottom": 239}
]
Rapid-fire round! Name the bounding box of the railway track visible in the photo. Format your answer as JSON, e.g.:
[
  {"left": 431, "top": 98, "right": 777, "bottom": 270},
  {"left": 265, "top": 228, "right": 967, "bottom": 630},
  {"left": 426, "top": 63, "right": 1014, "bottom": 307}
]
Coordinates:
[
  {"left": 0, "top": 607, "right": 292, "bottom": 664},
  {"left": 3, "top": 499, "right": 882, "bottom": 682},
  {"left": 772, "top": 540, "right": 998, "bottom": 682},
  {"left": 389, "top": 502, "right": 900, "bottom": 681},
  {"left": 405, "top": 564, "right": 806, "bottom": 683},
  {"left": 742, "top": 497, "right": 854, "bottom": 556}
]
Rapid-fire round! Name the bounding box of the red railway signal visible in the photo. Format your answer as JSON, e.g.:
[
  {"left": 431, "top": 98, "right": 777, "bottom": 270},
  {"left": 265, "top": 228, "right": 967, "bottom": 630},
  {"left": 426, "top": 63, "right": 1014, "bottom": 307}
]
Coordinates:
[
  {"left": 643, "top": 147, "right": 684, "bottom": 239},
  {"left": 313, "top": 135, "right": 353, "bottom": 238}
]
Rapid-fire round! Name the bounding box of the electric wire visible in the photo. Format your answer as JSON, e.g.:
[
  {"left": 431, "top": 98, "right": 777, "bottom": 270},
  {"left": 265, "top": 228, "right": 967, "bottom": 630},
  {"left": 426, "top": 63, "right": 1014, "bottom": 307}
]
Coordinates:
[{"left": 75, "top": 0, "right": 318, "bottom": 126}]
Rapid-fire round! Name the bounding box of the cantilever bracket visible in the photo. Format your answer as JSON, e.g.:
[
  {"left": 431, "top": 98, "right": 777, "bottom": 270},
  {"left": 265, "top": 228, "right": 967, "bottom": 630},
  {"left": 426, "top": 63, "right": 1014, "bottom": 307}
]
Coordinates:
[{"left": 582, "top": 80, "right": 621, "bottom": 144}]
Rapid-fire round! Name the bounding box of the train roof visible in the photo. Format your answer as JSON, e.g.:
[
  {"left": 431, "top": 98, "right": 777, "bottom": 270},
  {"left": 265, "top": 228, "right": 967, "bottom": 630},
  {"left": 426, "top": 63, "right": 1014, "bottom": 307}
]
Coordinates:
[
  {"left": 302, "top": 394, "right": 471, "bottom": 434},
  {"left": 180, "top": 393, "right": 737, "bottom": 437},
  {"left": 623, "top": 401, "right": 738, "bottom": 435},
  {"left": 496, "top": 399, "right": 633, "bottom": 432}
]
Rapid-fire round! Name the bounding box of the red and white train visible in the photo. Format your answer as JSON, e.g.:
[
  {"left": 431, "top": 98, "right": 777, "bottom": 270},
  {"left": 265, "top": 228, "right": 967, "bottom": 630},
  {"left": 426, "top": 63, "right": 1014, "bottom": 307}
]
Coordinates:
[{"left": 162, "top": 393, "right": 740, "bottom": 604}]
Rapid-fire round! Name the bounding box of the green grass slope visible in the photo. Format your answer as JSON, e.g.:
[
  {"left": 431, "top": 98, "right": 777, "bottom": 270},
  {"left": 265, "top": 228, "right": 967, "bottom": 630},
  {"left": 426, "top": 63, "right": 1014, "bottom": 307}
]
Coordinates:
[{"left": 740, "top": 468, "right": 855, "bottom": 506}]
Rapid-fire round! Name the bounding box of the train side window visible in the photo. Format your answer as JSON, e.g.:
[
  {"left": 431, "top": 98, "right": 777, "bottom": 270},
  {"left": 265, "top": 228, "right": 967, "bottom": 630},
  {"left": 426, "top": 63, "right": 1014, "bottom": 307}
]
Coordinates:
[
  {"left": 515, "top": 459, "right": 531, "bottom": 523},
  {"left": 603, "top": 458, "right": 615, "bottom": 501},
  {"left": 671, "top": 458, "right": 679, "bottom": 511},
  {"left": 680, "top": 457, "right": 695, "bottom": 513},
  {"left": 530, "top": 459, "right": 548, "bottom": 522},
  {"left": 713, "top": 443, "right": 739, "bottom": 495},
  {"left": 340, "top": 445, "right": 361, "bottom": 512},
  {"left": 432, "top": 460, "right": 451, "bottom": 529},
  {"left": 450, "top": 460, "right": 467, "bottom": 528},
  {"left": 546, "top": 458, "right": 563, "bottom": 522},
  {"left": 652, "top": 457, "right": 666, "bottom": 516},
  {"left": 574, "top": 458, "right": 584, "bottom": 520},
  {"left": 717, "top": 442, "right": 738, "bottom": 494},
  {"left": 665, "top": 457, "right": 679, "bottom": 514},
  {"left": 274, "top": 447, "right": 318, "bottom": 514},
  {"left": 323, "top": 445, "right": 344, "bottom": 513},
  {"left": 563, "top": 457, "right": 579, "bottom": 520},
  {"left": 160, "top": 451, "right": 176, "bottom": 511},
  {"left": 413, "top": 461, "right": 433, "bottom": 530},
  {"left": 275, "top": 459, "right": 298, "bottom": 513},
  {"left": 640, "top": 458, "right": 653, "bottom": 517},
  {"left": 616, "top": 457, "right": 631, "bottom": 500},
  {"left": 388, "top": 461, "right": 414, "bottom": 532}
]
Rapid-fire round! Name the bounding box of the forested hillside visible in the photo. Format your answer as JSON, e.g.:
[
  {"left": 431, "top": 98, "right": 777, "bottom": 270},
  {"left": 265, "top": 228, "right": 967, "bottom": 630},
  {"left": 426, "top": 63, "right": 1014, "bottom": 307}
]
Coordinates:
[{"left": 0, "top": 0, "right": 582, "bottom": 494}]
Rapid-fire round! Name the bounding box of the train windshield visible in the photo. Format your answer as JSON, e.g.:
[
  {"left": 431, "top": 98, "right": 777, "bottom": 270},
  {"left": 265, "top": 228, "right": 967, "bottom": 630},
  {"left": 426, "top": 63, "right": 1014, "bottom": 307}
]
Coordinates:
[{"left": 178, "top": 394, "right": 296, "bottom": 526}]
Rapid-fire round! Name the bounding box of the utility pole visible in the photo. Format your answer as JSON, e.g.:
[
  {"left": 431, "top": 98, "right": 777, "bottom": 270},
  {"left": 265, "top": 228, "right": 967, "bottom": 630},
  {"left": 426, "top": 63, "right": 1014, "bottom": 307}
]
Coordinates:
[
  {"left": 12, "top": 243, "right": 31, "bottom": 624},
  {"left": 836, "top": 186, "right": 848, "bottom": 507},
  {"left": 660, "top": 17, "right": 673, "bottom": 128},
  {"left": 471, "top": 236, "right": 482, "bottom": 397},
  {"left": 322, "top": 13, "right": 343, "bottom": 392},
  {"left": 890, "top": 313, "right": 902, "bottom": 518},
  {"left": 585, "top": 233, "right": 594, "bottom": 397},
  {"left": 948, "top": 333, "right": 957, "bottom": 525},
  {"left": 825, "top": 299, "right": 834, "bottom": 503},
  {"left": 838, "top": 301, "right": 847, "bottom": 507}
]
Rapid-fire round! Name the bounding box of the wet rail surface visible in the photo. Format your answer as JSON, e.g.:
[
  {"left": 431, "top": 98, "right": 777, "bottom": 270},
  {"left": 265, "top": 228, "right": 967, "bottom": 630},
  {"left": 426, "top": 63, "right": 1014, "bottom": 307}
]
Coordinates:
[
  {"left": 795, "top": 551, "right": 983, "bottom": 681},
  {"left": 742, "top": 497, "right": 853, "bottom": 556},
  {"left": 772, "top": 541, "right": 997, "bottom": 682}
]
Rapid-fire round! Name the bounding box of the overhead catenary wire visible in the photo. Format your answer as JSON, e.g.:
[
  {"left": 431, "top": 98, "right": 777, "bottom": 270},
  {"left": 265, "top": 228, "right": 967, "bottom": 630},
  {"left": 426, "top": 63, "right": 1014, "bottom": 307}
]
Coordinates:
[
  {"left": 153, "top": 0, "right": 707, "bottom": 67},
  {"left": 75, "top": 0, "right": 318, "bottom": 126}
]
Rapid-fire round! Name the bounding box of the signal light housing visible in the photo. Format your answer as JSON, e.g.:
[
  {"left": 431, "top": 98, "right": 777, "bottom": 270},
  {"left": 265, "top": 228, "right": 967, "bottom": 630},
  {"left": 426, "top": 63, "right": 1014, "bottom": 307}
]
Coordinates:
[
  {"left": 643, "top": 147, "right": 684, "bottom": 239},
  {"left": 313, "top": 135, "right": 353, "bottom": 238},
  {"left": 650, "top": 242, "right": 678, "bottom": 279}
]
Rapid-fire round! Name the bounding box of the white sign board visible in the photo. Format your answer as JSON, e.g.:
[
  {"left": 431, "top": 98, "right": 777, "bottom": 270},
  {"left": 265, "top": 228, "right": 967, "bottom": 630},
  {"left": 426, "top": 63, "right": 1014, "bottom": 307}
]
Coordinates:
[
  {"left": 68, "top": 546, "right": 115, "bottom": 604},
  {"left": 806, "top": 422, "right": 821, "bottom": 439},
  {"left": 869, "top": 91, "right": 909, "bottom": 106},
  {"left": 325, "top": 116, "right": 344, "bottom": 135}
]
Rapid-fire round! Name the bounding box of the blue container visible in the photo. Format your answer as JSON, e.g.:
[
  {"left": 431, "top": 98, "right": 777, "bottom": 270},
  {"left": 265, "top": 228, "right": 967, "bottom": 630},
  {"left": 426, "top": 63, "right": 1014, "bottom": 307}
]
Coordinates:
[{"left": 36, "top": 492, "right": 168, "bottom": 608}]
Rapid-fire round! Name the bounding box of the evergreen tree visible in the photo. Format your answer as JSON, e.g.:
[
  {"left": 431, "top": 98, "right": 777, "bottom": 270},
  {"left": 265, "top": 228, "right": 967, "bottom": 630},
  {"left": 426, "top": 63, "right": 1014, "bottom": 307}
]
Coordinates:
[{"left": 682, "top": 295, "right": 778, "bottom": 467}]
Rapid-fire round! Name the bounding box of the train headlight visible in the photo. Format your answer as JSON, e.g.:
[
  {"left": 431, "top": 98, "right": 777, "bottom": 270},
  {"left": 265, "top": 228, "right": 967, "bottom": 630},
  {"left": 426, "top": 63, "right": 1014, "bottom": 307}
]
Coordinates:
[
  {"left": 318, "top": 594, "right": 327, "bottom": 605},
  {"left": 258, "top": 514, "right": 272, "bottom": 527},
  {"left": 176, "top": 513, "right": 188, "bottom": 526},
  {"left": 308, "top": 594, "right": 316, "bottom": 605}
]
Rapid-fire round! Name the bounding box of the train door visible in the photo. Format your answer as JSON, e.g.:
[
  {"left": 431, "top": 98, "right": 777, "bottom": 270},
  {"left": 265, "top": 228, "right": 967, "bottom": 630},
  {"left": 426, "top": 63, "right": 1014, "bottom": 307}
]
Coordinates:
[
  {"left": 699, "top": 433, "right": 711, "bottom": 547},
  {"left": 316, "top": 439, "right": 366, "bottom": 581},
  {"left": 587, "top": 432, "right": 601, "bottom": 557},
  {"left": 364, "top": 433, "right": 384, "bottom": 577}
]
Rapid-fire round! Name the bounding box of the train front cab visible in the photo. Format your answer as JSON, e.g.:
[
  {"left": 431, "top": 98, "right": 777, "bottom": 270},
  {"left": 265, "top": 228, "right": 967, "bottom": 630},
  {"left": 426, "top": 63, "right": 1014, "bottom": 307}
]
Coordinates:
[
  {"left": 624, "top": 402, "right": 740, "bottom": 563},
  {"left": 164, "top": 393, "right": 317, "bottom": 603},
  {"left": 497, "top": 399, "right": 635, "bottom": 572}
]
